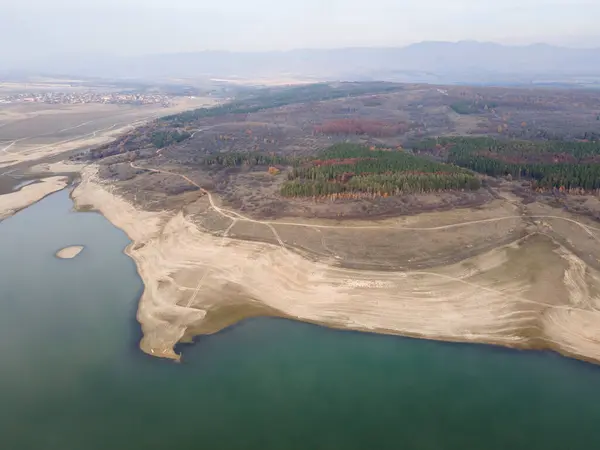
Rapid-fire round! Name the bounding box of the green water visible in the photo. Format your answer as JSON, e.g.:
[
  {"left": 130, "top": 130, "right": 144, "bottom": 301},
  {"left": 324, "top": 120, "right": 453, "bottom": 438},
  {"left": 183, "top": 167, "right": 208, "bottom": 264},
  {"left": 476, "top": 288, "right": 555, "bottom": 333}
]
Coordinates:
[{"left": 1, "top": 190, "right": 600, "bottom": 450}]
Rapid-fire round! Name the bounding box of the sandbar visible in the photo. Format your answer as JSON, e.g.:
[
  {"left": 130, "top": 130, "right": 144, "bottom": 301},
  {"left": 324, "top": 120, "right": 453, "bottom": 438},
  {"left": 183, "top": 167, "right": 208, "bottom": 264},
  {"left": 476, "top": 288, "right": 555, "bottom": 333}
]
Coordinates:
[
  {"left": 0, "top": 176, "right": 68, "bottom": 220},
  {"left": 55, "top": 246, "right": 84, "bottom": 259}
]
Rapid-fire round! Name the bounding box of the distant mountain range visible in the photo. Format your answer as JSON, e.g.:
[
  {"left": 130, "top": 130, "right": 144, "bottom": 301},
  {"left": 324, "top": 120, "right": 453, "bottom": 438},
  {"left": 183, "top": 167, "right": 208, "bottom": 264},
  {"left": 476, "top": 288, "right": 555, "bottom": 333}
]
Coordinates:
[{"left": 7, "top": 41, "right": 600, "bottom": 85}]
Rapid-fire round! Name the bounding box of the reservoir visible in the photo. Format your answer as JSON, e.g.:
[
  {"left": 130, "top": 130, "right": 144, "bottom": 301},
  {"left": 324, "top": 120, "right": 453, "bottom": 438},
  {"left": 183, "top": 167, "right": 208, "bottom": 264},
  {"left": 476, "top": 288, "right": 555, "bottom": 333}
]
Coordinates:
[{"left": 1, "top": 190, "right": 600, "bottom": 450}]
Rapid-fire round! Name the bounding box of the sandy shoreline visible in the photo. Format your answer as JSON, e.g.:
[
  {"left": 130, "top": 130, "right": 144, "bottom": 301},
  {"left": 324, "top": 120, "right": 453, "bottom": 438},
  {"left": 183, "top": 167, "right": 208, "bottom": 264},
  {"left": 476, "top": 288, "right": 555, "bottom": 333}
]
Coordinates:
[
  {"left": 0, "top": 176, "right": 69, "bottom": 220},
  {"left": 71, "top": 166, "right": 600, "bottom": 364}
]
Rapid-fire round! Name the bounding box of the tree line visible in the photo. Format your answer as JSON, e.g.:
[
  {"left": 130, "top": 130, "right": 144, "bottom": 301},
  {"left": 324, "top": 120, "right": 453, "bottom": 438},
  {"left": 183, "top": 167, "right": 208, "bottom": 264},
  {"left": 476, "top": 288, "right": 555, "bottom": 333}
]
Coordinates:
[
  {"left": 151, "top": 130, "right": 191, "bottom": 149},
  {"left": 281, "top": 143, "right": 480, "bottom": 197},
  {"left": 201, "top": 152, "right": 292, "bottom": 168},
  {"left": 281, "top": 173, "right": 480, "bottom": 197},
  {"left": 196, "top": 143, "right": 481, "bottom": 197},
  {"left": 414, "top": 136, "right": 600, "bottom": 160},
  {"left": 412, "top": 137, "right": 600, "bottom": 191},
  {"left": 160, "top": 83, "right": 401, "bottom": 125},
  {"left": 289, "top": 144, "right": 469, "bottom": 181}
]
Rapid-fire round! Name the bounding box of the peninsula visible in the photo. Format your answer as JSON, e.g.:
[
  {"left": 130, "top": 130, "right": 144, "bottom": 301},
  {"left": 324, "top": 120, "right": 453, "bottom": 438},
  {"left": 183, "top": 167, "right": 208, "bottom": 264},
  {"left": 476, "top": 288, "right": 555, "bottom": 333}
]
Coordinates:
[{"left": 69, "top": 83, "right": 600, "bottom": 364}]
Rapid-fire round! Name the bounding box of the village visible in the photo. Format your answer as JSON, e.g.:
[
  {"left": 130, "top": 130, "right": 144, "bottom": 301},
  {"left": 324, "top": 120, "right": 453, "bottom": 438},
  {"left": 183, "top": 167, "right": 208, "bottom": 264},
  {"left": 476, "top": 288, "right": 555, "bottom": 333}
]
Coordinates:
[{"left": 0, "top": 90, "right": 172, "bottom": 106}]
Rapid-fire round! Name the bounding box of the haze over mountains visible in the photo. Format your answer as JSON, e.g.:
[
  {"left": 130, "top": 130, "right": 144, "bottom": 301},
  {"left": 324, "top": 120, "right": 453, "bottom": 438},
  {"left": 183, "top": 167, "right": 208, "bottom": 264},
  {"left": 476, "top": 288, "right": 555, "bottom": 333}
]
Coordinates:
[{"left": 7, "top": 41, "right": 600, "bottom": 85}]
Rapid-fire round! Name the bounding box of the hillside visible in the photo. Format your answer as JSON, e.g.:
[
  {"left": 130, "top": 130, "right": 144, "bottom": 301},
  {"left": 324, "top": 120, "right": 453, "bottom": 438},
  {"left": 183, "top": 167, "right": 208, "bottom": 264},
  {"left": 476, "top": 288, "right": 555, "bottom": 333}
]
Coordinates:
[{"left": 79, "top": 81, "right": 600, "bottom": 220}]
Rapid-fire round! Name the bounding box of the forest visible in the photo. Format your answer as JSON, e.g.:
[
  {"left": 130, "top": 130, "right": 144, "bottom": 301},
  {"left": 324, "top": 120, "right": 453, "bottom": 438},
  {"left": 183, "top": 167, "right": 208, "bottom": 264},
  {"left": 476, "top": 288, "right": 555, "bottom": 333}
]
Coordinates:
[
  {"left": 151, "top": 130, "right": 191, "bottom": 149},
  {"left": 449, "top": 101, "right": 498, "bottom": 115},
  {"left": 161, "top": 83, "right": 401, "bottom": 125},
  {"left": 281, "top": 144, "right": 481, "bottom": 197},
  {"left": 413, "top": 137, "right": 600, "bottom": 191},
  {"left": 198, "top": 143, "right": 480, "bottom": 198}
]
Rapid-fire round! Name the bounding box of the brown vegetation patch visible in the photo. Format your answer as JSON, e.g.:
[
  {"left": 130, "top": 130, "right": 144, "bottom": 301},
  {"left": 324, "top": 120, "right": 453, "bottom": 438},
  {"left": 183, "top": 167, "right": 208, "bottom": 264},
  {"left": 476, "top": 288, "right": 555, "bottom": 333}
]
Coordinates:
[{"left": 314, "top": 119, "right": 410, "bottom": 137}]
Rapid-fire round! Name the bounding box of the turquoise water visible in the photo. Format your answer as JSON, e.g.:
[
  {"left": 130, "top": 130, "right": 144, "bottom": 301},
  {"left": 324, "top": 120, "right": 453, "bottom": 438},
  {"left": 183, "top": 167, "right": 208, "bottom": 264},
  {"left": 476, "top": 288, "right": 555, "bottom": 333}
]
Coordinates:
[{"left": 1, "top": 190, "right": 600, "bottom": 450}]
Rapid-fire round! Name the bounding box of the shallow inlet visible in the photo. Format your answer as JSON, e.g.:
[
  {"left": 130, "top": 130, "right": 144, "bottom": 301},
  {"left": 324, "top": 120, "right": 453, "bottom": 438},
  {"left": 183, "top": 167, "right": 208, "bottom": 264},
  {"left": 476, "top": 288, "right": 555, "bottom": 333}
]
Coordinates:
[
  {"left": 1, "top": 190, "right": 600, "bottom": 450},
  {"left": 11, "top": 179, "right": 37, "bottom": 191}
]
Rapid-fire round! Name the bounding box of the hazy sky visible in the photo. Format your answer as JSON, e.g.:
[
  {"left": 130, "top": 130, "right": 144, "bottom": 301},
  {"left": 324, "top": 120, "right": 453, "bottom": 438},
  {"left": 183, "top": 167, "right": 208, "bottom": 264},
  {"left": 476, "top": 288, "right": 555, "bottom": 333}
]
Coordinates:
[{"left": 2, "top": 0, "right": 600, "bottom": 62}]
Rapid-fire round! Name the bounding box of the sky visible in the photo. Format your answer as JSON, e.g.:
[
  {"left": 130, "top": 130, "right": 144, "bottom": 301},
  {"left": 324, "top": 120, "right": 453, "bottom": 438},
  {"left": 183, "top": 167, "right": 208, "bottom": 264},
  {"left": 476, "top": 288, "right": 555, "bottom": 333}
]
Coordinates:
[{"left": 2, "top": 0, "right": 600, "bottom": 64}]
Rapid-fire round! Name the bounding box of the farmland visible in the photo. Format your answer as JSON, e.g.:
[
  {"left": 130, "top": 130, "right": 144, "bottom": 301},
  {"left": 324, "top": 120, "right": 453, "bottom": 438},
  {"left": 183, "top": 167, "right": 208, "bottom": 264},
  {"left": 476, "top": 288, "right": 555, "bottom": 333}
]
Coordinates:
[{"left": 0, "top": 95, "right": 214, "bottom": 194}]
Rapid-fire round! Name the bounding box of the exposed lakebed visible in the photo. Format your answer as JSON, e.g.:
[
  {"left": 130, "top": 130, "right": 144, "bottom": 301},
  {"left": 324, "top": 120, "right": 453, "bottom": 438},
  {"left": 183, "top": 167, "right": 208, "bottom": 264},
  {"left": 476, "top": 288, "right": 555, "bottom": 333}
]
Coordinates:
[{"left": 1, "top": 190, "right": 600, "bottom": 450}]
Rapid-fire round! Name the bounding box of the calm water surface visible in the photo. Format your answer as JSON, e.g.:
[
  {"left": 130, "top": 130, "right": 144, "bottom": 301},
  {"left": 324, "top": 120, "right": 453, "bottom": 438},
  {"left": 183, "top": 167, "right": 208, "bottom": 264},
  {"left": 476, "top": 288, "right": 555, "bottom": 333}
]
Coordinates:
[{"left": 1, "top": 190, "right": 600, "bottom": 450}]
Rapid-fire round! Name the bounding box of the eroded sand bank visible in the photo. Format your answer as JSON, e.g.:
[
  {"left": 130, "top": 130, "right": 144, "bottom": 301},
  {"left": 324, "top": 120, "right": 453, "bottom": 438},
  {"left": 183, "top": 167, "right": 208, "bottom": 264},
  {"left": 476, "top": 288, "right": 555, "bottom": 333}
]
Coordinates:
[
  {"left": 0, "top": 176, "right": 68, "bottom": 219},
  {"left": 73, "top": 166, "right": 600, "bottom": 363}
]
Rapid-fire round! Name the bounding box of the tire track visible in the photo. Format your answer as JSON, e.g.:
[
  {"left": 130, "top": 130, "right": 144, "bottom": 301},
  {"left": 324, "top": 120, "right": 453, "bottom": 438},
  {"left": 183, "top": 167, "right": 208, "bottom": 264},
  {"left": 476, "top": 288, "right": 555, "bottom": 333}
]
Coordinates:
[{"left": 129, "top": 161, "right": 600, "bottom": 237}]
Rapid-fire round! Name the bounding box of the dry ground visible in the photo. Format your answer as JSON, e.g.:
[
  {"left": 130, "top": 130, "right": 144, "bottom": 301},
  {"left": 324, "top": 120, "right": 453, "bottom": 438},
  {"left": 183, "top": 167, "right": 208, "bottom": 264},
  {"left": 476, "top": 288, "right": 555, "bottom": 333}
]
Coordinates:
[
  {"left": 0, "top": 97, "right": 216, "bottom": 200},
  {"left": 72, "top": 162, "right": 600, "bottom": 365},
  {"left": 0, "top": 97, "right": 214, "bottom": 171}
]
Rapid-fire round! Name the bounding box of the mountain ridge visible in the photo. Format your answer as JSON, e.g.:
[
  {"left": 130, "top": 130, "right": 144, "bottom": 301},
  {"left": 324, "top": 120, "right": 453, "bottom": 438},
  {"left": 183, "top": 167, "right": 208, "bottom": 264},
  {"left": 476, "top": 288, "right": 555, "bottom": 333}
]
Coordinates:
[{"left": 6, "top": 41, "right": 600, "bottom": 84}]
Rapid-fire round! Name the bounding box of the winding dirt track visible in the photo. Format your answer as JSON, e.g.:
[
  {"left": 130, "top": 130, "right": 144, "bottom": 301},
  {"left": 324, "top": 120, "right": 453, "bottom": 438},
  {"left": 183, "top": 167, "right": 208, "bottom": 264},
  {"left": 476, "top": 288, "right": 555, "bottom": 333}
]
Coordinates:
[{"left": 129, "top": 161, "right": 600, "bottom": 237}]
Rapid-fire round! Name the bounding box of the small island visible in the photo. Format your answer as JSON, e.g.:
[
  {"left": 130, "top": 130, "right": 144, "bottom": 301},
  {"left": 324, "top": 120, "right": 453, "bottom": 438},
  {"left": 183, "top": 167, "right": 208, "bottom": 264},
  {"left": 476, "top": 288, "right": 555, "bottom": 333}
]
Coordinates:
[{"left": 55, "top": 246, "right": 84, "bottom": 259}]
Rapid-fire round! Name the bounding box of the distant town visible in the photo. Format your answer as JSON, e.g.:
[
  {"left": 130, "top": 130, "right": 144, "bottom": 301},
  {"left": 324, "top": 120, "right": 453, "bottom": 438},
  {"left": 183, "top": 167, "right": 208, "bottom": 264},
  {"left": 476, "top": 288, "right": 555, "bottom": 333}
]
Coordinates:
[{"left": 0, "top": 91, "right": 173, "bottom": 106}]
